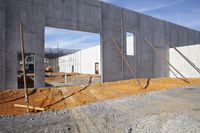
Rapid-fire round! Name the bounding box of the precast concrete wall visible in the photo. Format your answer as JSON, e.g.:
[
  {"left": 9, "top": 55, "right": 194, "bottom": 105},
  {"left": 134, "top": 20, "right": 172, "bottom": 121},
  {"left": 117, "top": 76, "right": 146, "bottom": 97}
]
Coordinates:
[
  {"left": 1, "top": 0, "right": 45, "bottom": 89},
  {"left": 59, "top": 45, "right": 101, "bottom": 75},
  {"left": 1, "top": 0, "right": 200, "bottom": 89},
  {"left": 0, "top": 0, "right": 5, "bottom": 90}
]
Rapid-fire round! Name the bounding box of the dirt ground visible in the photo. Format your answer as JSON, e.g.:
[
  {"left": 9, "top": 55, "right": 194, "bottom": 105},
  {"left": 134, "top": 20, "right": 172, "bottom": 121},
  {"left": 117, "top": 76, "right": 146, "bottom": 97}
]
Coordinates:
[{"left": 0, "top": 78, "right": 200, "bottom": 116}]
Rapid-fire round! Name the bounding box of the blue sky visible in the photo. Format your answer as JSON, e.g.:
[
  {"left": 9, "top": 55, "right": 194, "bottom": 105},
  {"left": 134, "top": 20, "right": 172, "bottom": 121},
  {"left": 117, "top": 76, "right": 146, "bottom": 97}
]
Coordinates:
[
  {"left": 45, "top": 0, "right": 200, "bottom": 49},
  {"left": 45, "top": 28, "right": 100, "bottom": 49}
]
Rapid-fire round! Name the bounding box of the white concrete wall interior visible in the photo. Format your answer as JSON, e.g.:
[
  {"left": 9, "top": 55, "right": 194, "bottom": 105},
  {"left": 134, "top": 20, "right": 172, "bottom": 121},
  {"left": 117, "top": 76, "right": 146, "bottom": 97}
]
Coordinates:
[
  {"left": 59, "top": 45, "right": 101, "bottom": 75},
  {"left": 170, "top": 44, "right": 200, "bottom": 78},
  {"left": 59, "top": 35, "right": 133, "bottom": 75}
]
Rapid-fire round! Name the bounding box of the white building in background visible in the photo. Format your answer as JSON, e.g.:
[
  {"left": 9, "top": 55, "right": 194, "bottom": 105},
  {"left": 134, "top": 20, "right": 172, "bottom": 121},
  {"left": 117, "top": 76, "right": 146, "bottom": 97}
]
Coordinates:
[
  {"left": 170, "top": 44, "right": 200, "bottom": 78},
  {"left": 59, "top": 45, "right": 101, "bottom": 75}
]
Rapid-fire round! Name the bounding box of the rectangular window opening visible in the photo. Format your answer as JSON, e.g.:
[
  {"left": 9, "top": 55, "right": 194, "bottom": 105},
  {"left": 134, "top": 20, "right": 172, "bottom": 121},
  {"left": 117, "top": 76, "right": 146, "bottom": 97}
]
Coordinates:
[{"left": 126, "top": 32, "right": 135, "bottom": 56}]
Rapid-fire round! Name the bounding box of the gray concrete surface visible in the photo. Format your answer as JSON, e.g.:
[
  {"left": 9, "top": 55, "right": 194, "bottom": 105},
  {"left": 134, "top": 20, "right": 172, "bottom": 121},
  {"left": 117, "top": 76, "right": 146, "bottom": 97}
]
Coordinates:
[
  {"left": 0, "top": 86, "right": 200, "bottom": 132},
  {"left": 0, "top": 0, "right": 200, "bottom": 89},
  {"left": 45, "top": 75, "right": 100, "bottom": 87}
]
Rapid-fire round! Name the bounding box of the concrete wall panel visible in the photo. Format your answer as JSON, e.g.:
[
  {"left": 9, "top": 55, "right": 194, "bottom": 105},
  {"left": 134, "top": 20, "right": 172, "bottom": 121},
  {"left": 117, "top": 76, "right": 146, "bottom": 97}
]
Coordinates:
[
  {"left": 170, "top": 24, "right": 179, "bottom": 47},
  {"left": 139, "top": 14, "right": 152, "bottom": 32},
  {"left": 0, "top": 0, "right": 5, "bottom": 90},
  {"left": 194, "top": 31, "right": 200, "bottom": 44},
  {"left": 152, "top": 31, "right": 168, "bottom": 77},
  {"left": 138, "top": 30, "right": 154, "bottom": 78},
  {"left": 0, "top": 9, "right": 3, "bottom": 29},
  {"left": 45, "top": 0, "right": 100, "bottom": 33},
  {"left": 78, "top": 0, "right": 100, "bottom": 6},
  {"left": 0, "top": 50, "right": 4, "bottom": 90},
  {"left": 188, "top": 29, "right": 196, "bottom": 45},
  {"left": 1, "top": 0, "right": 200, "bottom": 89},
  {"left": 101, "top": 3, "right": 121, "bottom": 30},
  {"left": 101, "top": 29, "right": 123, "bottom": 82},
  {"left": 45, "top": 0, "right": 76, "bottom": 29},
  {"left": 5, "top": 53, "right": 18, "bottom": 89},
  {"left": 6, "top": 0, "right": 33, "bottom": 32},
  {"left": 122, "top": 9, "right": 139, "bottom": 27},
  {"left": 179, "top": 26, "right": 188, "bottom": 47},
  {"left": 152, "top": 19, "right": 165, "bottom": 33},
  {"left": 101, "top": 2, "right": 124, "bottom": 82},
  {"left": 122, "top": 10, "right": 139, "bottom": 79},
  {"left": 76, "top": 0, "right": 101, "bottom": 33},
  {"left": 4, "top": 0, "right": 45, "bottom": 89},
  {"left": 152, "top": 31, "right": 165, "bottom": 48}
]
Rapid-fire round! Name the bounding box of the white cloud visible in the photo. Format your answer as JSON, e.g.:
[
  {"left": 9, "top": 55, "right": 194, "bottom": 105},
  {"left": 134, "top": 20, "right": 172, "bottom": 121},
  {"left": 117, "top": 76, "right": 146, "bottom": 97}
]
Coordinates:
[
  {"left": 45, "top": 27, "right": 68, "bottom": 36},
  {"left": 45, "top": 27, "right": 100, "bottom": 49},
  {"left": 46, "top": 35, "right": 94, "bottom": 48},
  {"left": 100, "top": 0, "right": 112, "bottom": 3},
  {"left": 137, "top": 0, "right": 185, "bottom": 12}
]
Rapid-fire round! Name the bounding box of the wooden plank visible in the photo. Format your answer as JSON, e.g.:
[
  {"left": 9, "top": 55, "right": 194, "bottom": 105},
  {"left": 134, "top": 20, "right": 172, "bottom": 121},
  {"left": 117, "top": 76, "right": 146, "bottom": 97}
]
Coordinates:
[
  {"left": 14, "top": 104, "right": 45, "bottom": 111},
  {"left": 145, "top": 38, "right": 190, "bottom": 84},
  {"left": 19, "top": 23, "right": 29, "bottom": 112}
]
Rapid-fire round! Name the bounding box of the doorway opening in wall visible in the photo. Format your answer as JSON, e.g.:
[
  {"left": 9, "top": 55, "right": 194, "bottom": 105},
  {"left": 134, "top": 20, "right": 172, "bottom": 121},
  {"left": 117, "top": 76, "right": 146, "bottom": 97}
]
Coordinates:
[
  {"left": 17, "top": 53, "right": 35, "bottom": 89},
  {"left": 44, "top": 27, "right": 101, "bottom": 87}
]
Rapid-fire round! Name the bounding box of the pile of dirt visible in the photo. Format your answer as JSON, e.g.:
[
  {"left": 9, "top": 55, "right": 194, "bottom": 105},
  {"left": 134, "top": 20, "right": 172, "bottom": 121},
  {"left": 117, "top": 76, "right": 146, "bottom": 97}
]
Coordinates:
[{"left": 0, "top": 78, "right": 200, "bottom": 116}]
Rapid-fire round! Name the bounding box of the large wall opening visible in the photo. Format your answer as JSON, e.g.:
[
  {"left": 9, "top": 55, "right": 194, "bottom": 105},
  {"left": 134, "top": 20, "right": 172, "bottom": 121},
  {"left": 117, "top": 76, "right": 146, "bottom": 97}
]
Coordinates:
[{"left": 44, "top": 27, "right": 101, "bottom": 87}]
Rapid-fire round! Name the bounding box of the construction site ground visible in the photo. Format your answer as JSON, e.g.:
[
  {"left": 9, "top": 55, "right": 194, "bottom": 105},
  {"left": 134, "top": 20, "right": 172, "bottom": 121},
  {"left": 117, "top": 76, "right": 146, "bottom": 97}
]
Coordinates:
[
  {"left": 0, "top": 85, "right": 200, "bottom": 132},
  {"left": 0, "top": 78, "right": 200, "bottom": 116},
  {"left": 45, "top": 73, "right": 100, "bottom": 87}
]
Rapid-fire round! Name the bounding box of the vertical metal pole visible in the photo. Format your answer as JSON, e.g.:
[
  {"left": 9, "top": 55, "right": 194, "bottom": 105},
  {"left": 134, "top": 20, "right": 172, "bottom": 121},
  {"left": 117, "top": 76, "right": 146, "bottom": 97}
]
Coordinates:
[
  {"left": 19, "top": 23, "right": 29, "bottom": 112},
  {"left": 65, "top": 73, "right": 67, "bottom": 84}
]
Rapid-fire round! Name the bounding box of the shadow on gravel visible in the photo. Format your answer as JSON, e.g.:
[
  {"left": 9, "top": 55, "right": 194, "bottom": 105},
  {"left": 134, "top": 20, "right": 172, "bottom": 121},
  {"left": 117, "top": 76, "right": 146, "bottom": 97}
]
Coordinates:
[{"left": 186, "top": 88, "right": 200, "bottom": 91}]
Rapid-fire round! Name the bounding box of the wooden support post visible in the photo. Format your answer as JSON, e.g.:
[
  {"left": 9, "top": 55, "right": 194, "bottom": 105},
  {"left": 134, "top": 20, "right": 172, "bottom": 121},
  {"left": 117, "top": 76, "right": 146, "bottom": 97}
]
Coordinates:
[
  {"left": 65, "top": 73, "right": 67, "bottom": 84},
  {"left": 19, "top": 23, "right": 29, "bottom": 112},
  {"left": 111, "top": 37, "right": 144, "bottom": 90},
  {"left": 145, "top": 38, "right": 190, "bottom": 84},
  {"left": 169, "top": 68, "right": 179, "bottom": 78},
  {"left": 14, "top": 104, "right": 45, "bottom": 111}
]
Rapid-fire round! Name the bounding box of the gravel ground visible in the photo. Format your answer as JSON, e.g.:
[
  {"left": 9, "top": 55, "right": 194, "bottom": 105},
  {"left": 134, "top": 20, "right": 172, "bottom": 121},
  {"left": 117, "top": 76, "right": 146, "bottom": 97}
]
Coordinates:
[{"left": 0, "top": 86, "right": 200, "bottom": 133}]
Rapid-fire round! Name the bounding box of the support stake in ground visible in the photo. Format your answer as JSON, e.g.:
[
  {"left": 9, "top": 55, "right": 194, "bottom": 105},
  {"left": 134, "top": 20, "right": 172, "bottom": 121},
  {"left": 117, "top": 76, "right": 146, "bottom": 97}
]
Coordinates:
[
  {"left": 19, "top": 22, "right": 29, "bottom": 112},
  {"left": 145, "top": 38, "right": 190, "bottom": 84}
]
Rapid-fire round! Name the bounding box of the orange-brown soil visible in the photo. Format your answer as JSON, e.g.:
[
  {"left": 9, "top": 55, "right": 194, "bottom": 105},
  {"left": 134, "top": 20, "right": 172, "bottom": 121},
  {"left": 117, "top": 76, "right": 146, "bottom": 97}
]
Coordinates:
[{"left": 0, "top": 78, "right": 200, "bottom": 116}]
